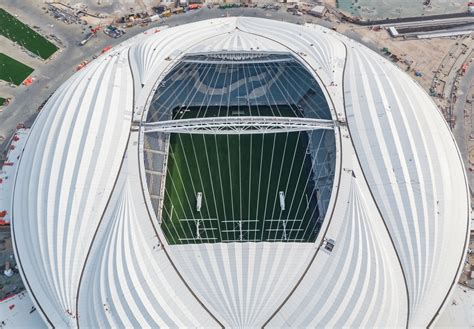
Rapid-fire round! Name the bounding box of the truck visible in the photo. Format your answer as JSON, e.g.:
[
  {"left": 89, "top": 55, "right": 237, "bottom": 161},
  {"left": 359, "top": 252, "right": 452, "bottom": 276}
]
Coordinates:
[
  {"left": 188, "top": 3, "right": 201, "bottom": 10},
  {"left": 79, "top": 32, "right": 95, "bottom": 46}
]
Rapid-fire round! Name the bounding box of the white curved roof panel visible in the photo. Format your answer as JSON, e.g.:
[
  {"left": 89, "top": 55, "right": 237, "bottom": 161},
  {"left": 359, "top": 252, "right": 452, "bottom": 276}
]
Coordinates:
[{"left": 10, "top": 17, "right": 470, "bottom": 328}]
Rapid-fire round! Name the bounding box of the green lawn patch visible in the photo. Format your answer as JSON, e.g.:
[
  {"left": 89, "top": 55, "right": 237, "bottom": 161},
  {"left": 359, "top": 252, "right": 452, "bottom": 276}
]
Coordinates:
[
  {"left": 159, "top": 106, "right": 320, "bottom": 244},
  {"left": 0, "top": 53, "right": 34, "bottom": 85},
  {"left": 0, "top": 8, "right": 58, "bottom": 60}
]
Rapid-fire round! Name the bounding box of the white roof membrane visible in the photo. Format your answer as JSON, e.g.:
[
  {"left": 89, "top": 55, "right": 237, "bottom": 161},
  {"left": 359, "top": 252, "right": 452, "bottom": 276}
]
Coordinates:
[{"left": 9, "top": 17, "right": 469, "bottom": 328}]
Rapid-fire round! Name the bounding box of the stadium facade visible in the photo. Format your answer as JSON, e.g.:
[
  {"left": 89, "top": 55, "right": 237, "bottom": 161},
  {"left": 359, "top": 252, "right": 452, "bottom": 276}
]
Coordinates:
[{"left": 10, "top": 17, "right": 470, "bottom": 328}]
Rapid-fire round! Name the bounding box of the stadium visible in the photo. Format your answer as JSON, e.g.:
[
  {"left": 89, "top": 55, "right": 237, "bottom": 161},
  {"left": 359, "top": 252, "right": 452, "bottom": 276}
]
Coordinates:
[{"left": 10, "top": 17, "right": 470, "bottom": 328}]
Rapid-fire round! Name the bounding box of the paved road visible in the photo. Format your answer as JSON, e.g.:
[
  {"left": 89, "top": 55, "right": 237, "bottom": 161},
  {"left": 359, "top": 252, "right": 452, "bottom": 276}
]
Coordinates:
[
  {"left": 453, "top": 63, "right": 474, "bottom": 189},
  {"left": 343, "top": 11, "right": 474, "bottom": 26}
]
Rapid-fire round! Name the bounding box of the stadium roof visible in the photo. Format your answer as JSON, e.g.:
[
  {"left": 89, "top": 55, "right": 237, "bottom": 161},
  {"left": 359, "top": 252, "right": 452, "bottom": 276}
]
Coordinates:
[{"left": 11, "top": 17, "right": 470, "bottom": 328}]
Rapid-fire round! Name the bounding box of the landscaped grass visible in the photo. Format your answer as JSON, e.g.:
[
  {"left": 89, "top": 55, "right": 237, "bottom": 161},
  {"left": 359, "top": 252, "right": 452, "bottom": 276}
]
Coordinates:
[
  {"left": 0, "top": 8, "right": 58, "bottom": 60},
  {"left": 0, "top": 53, "right": 34, "bottom": 85},
  {"left": 160, "top": 106, "right": 320, "bottom": 245}
]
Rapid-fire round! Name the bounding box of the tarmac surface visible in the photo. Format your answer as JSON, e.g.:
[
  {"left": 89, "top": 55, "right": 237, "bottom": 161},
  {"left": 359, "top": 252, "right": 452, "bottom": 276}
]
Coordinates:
[{"left": 453, "top": 62, "right": 474, "bottom": 189}]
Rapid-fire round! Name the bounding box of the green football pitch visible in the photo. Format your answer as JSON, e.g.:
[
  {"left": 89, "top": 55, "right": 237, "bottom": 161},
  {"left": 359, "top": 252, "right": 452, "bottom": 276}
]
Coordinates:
[
  {"left": 161, "top": 130, "right": 321, "bottom": 244},
  {"left": 0, "top": 8, "right": 58, "bottom": 60},
  {"left": 0, "top": 53, "right": 34, "bottom": 85}
]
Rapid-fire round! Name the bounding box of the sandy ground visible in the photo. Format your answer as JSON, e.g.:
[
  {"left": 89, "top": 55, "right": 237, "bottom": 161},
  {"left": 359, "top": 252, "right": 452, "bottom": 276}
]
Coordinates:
[
  {"left": 335, "top": 0, "right": 469, "bottom": 20},
  {"left": 68, "top": 0, "right": 160, "bottom": 14},
  {"left": 322, "top": 0, "right": 336, "bottom": 8},
  {"left": 337, "top": 24, "right": 459, "bottom": 91}
]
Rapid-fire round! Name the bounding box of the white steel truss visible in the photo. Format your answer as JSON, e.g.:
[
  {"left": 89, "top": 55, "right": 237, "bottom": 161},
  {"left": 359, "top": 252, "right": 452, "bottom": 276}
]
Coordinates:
[{"left": 143, "top": 116, "right": 335, "bottom": 135}]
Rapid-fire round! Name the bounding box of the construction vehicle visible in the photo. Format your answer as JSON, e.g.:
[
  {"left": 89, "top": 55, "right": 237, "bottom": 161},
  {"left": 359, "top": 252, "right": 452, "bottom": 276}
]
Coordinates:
[
  {"left": 80, "top": 25, "right": 101, "bottom": 46},
  {"left": 104, "top": 25, "right": 125, "bottom": 38},
  {"left": 80, "top": 32, "right": 94, "bottom": 46},
  {"left": 173, "top": 7, "right": 184, "bottom": 14},
  {"left": 76, "top": 60, "right": 88, "bottom": 71},
  {"left": 161, "top": 9, "right": 171, "bottom": 17}
]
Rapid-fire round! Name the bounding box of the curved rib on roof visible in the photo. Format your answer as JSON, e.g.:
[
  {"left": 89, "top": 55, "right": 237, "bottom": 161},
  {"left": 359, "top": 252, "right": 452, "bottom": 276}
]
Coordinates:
[{"left": 10, "top": 17, "right": 470, "bottom": 328}]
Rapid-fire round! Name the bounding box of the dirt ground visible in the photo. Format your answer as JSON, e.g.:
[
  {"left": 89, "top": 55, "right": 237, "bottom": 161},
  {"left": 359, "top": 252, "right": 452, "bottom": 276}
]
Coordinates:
[
  {"left": 332, "top": 0, "right": 468, "bottom": 20},
  {"left": 67, "top": 0, "right": 160, "bottom": 14},
  {"left": 322, "top": 0, "right": 336, "bottom": 8},
  {"left": 339, "top": 24, "right": 459, "bottom": 91}
]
